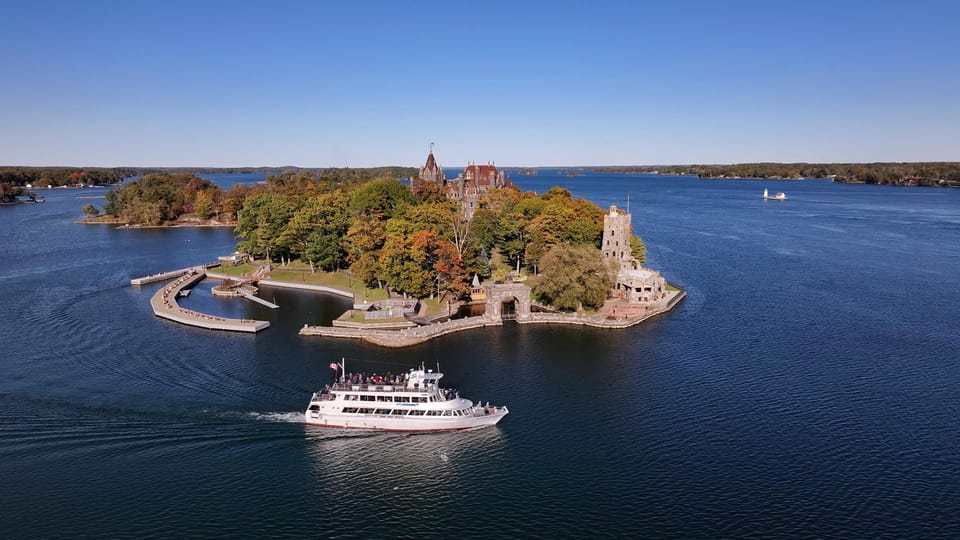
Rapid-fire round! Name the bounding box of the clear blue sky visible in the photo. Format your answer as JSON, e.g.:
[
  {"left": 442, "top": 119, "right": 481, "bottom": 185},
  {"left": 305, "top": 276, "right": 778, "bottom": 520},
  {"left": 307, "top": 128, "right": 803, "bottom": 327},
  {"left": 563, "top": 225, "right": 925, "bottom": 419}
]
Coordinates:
[{"left": 2, "top": 0, "right": 957, "bottom": 167}]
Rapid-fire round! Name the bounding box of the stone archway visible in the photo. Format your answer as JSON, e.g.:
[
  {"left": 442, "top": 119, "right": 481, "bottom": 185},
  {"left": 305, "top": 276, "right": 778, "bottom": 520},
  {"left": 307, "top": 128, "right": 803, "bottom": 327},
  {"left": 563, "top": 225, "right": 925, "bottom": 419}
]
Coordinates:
[{"left": 483, "top": 282, "right": 531, "bottom": 321}]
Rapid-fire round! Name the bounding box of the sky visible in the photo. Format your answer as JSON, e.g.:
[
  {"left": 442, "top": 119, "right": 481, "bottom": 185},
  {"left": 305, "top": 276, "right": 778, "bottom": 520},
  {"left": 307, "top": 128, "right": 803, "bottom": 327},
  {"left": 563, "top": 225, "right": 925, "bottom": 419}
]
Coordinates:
[{"left": 2, "top": 0, "right": 958, "bottom": 167}]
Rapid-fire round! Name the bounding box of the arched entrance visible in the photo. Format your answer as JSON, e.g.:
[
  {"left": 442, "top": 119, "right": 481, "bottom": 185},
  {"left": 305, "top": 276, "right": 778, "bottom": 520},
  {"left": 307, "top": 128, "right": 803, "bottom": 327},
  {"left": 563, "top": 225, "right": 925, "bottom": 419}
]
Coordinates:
[{"left": 483, "top": 282, "right": 531, "bottom": 321}]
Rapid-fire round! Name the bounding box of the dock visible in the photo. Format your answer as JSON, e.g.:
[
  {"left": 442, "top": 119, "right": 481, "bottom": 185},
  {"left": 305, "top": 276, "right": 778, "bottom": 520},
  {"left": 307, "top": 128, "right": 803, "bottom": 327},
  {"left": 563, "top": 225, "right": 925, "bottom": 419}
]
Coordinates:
[
  {"left": 131, "top": 263, "right": 220, "bottom": 286},
  {"left": 150, "top": 268, "right": 270, "bottom": 333},
  {"left": 240, "top": 290, "right": 279, "bottom": 309}
]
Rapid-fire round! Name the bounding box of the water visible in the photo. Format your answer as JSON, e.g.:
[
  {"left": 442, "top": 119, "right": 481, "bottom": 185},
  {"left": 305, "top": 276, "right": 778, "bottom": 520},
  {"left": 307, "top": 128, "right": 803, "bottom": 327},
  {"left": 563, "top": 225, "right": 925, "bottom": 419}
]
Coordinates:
[{"left": 2, "top": 173, "right": 959, "bottom": 538}]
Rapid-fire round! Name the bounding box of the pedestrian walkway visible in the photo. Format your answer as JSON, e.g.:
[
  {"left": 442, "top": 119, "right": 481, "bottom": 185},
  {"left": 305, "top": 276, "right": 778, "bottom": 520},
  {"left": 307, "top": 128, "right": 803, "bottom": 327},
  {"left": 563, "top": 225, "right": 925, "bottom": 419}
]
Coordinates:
[{"left": 150, "top": 268, "right": 270, "bottom": 333}]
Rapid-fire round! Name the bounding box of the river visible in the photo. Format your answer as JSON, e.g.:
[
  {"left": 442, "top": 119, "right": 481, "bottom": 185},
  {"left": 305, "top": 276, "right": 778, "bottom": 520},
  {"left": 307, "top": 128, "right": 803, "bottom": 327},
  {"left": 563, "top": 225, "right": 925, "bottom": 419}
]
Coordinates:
[{"left": 1, "top": 173, "right": 958, "bottom": 538}]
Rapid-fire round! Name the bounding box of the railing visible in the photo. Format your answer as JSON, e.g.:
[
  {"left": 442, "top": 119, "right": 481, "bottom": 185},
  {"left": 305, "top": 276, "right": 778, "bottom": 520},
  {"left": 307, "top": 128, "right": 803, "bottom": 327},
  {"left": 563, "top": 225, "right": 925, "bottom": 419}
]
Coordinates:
[{"left": 329, "top": 382, "right": 440, "bottom": 393}]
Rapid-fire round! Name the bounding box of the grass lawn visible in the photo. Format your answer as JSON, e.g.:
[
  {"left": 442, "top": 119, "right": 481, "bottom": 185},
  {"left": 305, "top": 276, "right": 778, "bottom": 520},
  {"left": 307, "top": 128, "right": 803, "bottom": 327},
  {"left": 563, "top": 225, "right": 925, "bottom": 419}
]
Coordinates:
[
  {"left": 345, "top": 310, "right": 407, "bottom": 323},
  {"left": 265, "top": 261, "right": 388, "bottom": 301},
  {"left": 215, "top": 263, "right": 258, "bottom": 276},
  {"left": 420, "top": 297, "right": 456, "bottom": 318}
]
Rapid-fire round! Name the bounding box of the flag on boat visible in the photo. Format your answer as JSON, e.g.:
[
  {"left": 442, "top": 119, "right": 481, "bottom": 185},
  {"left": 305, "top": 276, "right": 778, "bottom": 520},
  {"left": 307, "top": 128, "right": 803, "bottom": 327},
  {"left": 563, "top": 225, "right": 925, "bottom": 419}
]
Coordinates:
[{"left": 329, "top": 362, "right": 339, "bottom": 371}]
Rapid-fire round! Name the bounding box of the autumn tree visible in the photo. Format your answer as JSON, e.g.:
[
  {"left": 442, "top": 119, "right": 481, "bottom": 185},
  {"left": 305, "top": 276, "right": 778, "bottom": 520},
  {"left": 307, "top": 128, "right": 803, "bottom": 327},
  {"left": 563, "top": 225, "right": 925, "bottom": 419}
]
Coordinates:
[
  {"left": 193, "top": 189, "right": 216, "bottom": 220},
  {"left": 344, "top": 216, "right": 387, "bottom": 287},
  {"left": 380, "top": 230, "right": 469, "bottom": 299}
]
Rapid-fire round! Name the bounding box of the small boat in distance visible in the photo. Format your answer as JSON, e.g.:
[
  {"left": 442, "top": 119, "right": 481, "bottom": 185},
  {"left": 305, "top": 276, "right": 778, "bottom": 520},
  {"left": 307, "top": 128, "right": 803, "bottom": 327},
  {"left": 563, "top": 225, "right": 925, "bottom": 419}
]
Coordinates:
[
  {"left": 178, "top": 289, "right": 191, "bottom": 297},
  {"left": 763, "top": 188, "right": 787, "bottom": 201},
  {"left": 305, "top": 360, "right": 508, "bottom": 431}
]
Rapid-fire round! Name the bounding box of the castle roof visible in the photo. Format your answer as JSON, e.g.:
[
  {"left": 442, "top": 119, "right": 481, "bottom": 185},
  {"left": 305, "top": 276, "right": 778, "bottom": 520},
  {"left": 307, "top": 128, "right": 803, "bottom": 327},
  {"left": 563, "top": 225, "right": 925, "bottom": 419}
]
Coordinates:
[{"left": 423, "top": 151, "right": 439, "bottom": 173}]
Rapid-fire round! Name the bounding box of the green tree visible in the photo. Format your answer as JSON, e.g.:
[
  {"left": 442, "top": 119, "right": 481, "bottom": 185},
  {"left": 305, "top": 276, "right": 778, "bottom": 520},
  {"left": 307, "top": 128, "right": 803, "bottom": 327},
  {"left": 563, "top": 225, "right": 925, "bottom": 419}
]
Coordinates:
[
  {"left": 235, "top": 193, "right": 294, "bottom": 262},
  {"left": 281, "top": 192, "right": 348, "bottom": 271},
  {"left": 532, "top": 243, "right": 616, "bottom": 311},
  {"left": 82, "top": 204, "right": 100, "bottom": 216},
  {"left": 348, "top": 178, "right": 414, "bottom": 219},
  {"left": 630, "top": 235, "right": 647, "bottom": 265}
]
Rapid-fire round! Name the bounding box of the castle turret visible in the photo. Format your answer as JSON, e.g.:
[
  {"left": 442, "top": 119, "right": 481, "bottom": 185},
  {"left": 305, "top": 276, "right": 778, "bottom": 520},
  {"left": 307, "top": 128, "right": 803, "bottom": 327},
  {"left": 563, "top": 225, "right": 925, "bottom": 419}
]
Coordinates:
[
  {"left": 416, "top": 149, "right": 446, "bottom": 185},
  {"left": 602, "top": 205, "right": 635, "bottom": 272},
  {"left": 602, "top": 204, "right": 669, "bottom": 305}
]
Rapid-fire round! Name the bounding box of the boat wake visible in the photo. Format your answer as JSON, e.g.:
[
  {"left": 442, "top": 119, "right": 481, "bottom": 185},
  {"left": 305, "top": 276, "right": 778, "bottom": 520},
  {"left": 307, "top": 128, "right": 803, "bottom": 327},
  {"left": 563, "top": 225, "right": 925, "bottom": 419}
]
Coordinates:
[{"left": 243, "top": 411, "right": 304, "bottom": 424}]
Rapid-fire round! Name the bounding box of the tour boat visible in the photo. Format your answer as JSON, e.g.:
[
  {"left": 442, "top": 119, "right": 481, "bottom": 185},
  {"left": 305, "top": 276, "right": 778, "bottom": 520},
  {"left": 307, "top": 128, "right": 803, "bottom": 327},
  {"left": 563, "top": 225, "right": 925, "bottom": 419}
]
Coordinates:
[
  {"left": 763, "top": 188, "right": 787, "bottom": 200},
  {"left": 305, "top": 361, "right": 508, "bottom": 431}
]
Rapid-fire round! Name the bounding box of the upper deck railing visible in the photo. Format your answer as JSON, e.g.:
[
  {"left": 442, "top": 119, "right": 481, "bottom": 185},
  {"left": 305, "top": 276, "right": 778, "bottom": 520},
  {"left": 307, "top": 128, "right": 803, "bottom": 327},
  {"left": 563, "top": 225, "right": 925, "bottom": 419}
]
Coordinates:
[{"left": 328, "top": 382, "right": 441, "bottom": 393}]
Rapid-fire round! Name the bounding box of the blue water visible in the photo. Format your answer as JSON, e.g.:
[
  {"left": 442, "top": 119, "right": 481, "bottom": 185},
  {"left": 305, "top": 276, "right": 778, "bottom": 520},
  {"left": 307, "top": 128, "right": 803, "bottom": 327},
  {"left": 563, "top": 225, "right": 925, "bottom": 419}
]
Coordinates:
[{"left": 1, "top": 173, "right": 959, "bottom": 538}]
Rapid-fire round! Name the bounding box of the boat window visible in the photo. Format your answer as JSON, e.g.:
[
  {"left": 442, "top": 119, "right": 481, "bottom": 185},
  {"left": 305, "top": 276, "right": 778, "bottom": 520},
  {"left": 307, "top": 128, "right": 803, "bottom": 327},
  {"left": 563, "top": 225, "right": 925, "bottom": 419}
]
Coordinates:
[
  {"left": 361, "top": 395, "right": 375, "bottom": 401},
  {"left": 391, "top": 409, "right": 405, "bottom": 415},
  {"left": 308, "top": 405, "right": 320, "bottom": 411}
]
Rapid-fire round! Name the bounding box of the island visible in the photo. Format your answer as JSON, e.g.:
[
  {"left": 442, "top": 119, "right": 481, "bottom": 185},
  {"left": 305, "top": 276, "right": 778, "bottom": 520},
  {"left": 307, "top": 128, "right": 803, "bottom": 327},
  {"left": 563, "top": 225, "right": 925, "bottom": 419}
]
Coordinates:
[
  {"left": 589, "top": 162, "right": 960, "bottom": 186},
  {"left": 116, "top": 150, "right": 684, "bottom": 345}
]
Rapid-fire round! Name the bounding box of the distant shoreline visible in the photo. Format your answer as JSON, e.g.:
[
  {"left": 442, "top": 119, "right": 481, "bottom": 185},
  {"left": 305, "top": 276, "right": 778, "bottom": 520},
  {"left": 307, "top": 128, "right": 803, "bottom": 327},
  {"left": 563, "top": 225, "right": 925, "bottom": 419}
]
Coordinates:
[{"left": 78, "top": 216, "right": 236, "bottom": 228}]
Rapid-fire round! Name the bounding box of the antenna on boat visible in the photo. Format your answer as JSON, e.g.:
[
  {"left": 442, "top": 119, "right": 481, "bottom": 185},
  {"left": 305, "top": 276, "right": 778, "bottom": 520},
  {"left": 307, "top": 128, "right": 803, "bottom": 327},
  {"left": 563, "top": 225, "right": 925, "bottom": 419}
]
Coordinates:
[{"left": 436, "top": 361, "right": 440, "bottom": 374}]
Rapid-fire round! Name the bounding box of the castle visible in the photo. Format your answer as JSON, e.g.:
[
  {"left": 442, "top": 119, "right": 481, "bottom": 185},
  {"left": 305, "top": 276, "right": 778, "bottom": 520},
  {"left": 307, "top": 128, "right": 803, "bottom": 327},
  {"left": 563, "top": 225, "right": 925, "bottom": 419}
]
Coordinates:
[
  {"left": 411, "top": 148, "right": 512, "bottom": 220},
  {"left": 602, "top": 205, "right": 668, "bottom": 305}
]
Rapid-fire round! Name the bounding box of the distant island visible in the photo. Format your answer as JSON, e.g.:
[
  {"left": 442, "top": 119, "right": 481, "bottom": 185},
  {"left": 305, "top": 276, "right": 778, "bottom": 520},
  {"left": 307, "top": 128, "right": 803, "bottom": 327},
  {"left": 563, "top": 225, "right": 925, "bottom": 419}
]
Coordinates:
[
  {"left": 0, "top": 166, "right": 417, "bottom": 190},
  {"left": 589, "top": 162, "right": 960, "bottom": 187}
]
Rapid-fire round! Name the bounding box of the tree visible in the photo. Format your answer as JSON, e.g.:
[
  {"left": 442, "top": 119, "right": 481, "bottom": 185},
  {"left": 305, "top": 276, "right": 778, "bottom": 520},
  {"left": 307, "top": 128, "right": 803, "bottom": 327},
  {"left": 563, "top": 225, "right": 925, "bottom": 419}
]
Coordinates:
[
  {"left": 380, "top": 230, "right": 469, "bottom": 299},
  {"left": 82, "top": 204, "right": 99, "bottom": 216},
  {"left": 344, "top": 216, "right": 387, "bottom": 287},
  {"left": 281, "top": 192, "right": 348, "bottom": 271},
  {"left": 348, "top": 178, "right": 414, "bottom": 219},
  {"left": 630, "top": 235, "right": 647, "bottom": 265},
  {"left": 235, "top": 193, "right": 294, "bottom": 262},
  {"left": 193, "top": 190, "right": 215, "bottom": 220},
  {"left": 532, "top": 243, "right": 616, "bottom": 311}
]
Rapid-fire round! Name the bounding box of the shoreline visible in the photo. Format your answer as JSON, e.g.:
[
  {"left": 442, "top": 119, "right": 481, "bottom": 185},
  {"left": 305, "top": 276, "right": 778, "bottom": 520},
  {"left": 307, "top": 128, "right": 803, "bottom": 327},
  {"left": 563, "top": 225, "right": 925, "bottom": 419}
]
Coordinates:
[
  {"left": 299, "top": 289, "right": 686, "bottom": 348},
  {"left": 137, "top": 262, "right": 685, "bottom": 346},
  {"left": 80, "top": 218, "right": 236, "bottom": 228}
]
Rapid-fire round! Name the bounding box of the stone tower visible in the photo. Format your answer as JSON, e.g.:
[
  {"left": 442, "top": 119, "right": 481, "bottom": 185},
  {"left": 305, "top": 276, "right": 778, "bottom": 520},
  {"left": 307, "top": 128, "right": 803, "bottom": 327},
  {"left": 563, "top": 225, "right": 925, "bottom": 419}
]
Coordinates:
[
  {"left": 602, "top": 205, "right": 635, "bottom": 271},
  {"left": 416, "top": 148, "right": 446, "bottom": 185}
]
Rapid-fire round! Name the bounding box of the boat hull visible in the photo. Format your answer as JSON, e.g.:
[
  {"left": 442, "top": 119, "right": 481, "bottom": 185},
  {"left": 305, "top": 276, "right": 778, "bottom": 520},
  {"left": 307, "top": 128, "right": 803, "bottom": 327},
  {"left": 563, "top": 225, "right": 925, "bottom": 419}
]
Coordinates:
[{"left": 304, "top": 410, "right": 507, "bottom": 432}]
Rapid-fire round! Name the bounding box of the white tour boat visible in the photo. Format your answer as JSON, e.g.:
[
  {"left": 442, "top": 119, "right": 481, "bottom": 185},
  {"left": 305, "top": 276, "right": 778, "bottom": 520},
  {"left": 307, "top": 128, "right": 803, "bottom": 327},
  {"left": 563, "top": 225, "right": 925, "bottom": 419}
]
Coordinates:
[
  {"left": 305, "top": 361, "right": 508, "bottom": 431},
  {"left": 763, "top": 188, "right": 787, "bottom": 200}
]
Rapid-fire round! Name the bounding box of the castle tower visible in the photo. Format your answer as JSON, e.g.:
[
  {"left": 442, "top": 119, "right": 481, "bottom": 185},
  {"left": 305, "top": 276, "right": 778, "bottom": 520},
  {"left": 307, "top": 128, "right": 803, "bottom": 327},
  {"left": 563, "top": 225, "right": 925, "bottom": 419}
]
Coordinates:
[
  {"left": 417, "top": 148, "right": 446, "bottom": 185},
  {"left": 602, "top": 205, "right": 635, "bottom": 271}
]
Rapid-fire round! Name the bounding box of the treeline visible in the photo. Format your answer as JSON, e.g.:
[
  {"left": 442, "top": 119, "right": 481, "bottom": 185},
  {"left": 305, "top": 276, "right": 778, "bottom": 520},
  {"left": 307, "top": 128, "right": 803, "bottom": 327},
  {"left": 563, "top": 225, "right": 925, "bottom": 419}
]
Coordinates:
[
  {"left": 99, "top": 168, "right": 418, "bottom": 226},
  {"left": 591, "top": 162, "right": 960, "bottom": 186},
  {"left": 0, "top": 167, "right": 134, "bottom": 188},
  {"left": 0, "top": 166, "right": 418, "bottom": 189}
]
